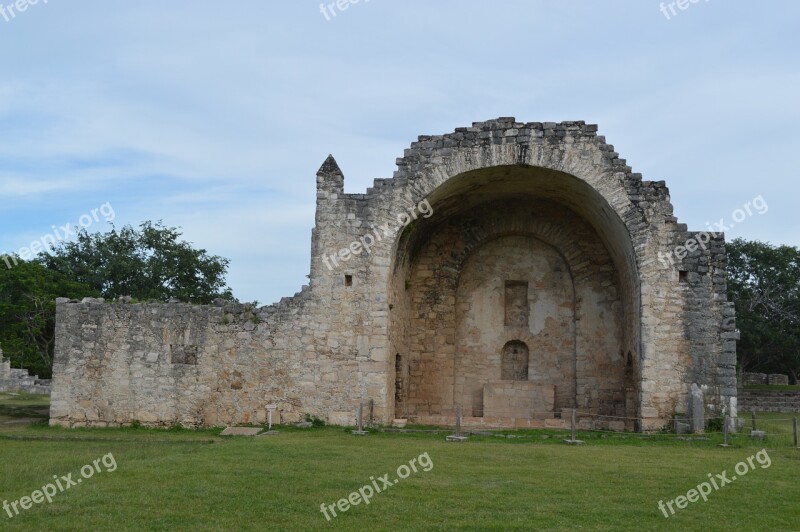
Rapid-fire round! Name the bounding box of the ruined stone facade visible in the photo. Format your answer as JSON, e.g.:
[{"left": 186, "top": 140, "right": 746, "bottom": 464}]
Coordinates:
[
  {"left": 1, "top": 352, "right": 51, "bottom": 394},
  {"left": 50, "top": 118, "right": 738, "bottom": 430}
]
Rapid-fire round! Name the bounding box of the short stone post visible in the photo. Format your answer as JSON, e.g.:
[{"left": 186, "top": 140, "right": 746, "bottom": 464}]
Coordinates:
[
  {"left": 689, "top": 384, "right": 704, "bottom": 434},
  {"left": 446, "top": 405, "right": 468, "bottom": 442},
  {"left": 719, "top": 415, "right": 731, "bottom": 447},
  {"left": 750, "top": 410, "right": 765, "bottom": 438},
  {"left": 352, "top": 402, "right": 368, "bottom": 436},
  {"left": 564, "top": 408, "right": 584, "bottom": 445},
  {"left": 571, "top": 408, "right": 576, "bottom": 441},
  {"left": 265, "top": 404, "right": 278, "bottom": 434}
]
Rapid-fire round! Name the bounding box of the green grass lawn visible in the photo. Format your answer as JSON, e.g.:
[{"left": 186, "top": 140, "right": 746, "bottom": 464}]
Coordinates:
[
  {"left": 1, "top": 394, "right": 798, "bottom": 531},
  {"left": 737, "top": 411, "right": 799, "bottom": 449},
  {"left": 0, "top": 392, "right": 50, "bottom": 425}
]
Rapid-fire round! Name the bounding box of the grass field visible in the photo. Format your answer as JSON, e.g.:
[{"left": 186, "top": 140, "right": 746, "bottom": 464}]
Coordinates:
[{"left": 1, "top": 394, "right": 798, "bottom": 531}]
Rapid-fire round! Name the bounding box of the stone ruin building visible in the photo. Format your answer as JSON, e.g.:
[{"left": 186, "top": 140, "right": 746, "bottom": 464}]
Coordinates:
[
  {"left": 1, "top": 350, "right": 51, "bottom": 394},
  {"left": 50, "top": 118, "right": 738, "bottom": 431}
]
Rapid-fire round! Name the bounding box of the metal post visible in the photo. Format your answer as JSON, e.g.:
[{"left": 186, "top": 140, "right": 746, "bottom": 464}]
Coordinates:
[
  {"left": 752, "top": 411, "right": 756, "bottom": 432},
  {"left": 369, "top": 399, "right": 374, "bottom": 427},
  {"left": 794, "top": 417, "right": 798, "bottom": 449},
  {"left": 264, "top": 404, "right": 278, "bottom": 435}
]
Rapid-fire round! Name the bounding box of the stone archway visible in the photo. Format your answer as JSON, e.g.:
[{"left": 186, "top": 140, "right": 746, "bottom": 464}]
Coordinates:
[
  {"left": 375, "top": 120, "right": 734, "bottom": 430},
  {"left": 391, "top": 188, "right": 628, "bottom": 425}
]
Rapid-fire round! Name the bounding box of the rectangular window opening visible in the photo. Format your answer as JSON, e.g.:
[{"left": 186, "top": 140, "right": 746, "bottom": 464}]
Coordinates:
[{"left": 504, "top": 280, "right": 529, "bottom": 327}]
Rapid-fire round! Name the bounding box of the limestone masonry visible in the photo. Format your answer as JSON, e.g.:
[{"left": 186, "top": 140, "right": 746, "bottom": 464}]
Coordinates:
[
  {"left": 50, "top": 118, "right": 738, "bottom": 431},
  {"left": 1, "top": 351, "right": 51, "bottom": 395}
]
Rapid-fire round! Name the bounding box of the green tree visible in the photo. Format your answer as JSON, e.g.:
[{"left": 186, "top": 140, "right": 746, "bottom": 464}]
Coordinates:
[
  {"left": 0, "top": 259, "right": 97, "bottom": 378},
  {"left": 38, "top": 221, "right": 234, "bottom": 304},
  {"left": 726, "top": 238, "right": 800, "bottom": 383}
]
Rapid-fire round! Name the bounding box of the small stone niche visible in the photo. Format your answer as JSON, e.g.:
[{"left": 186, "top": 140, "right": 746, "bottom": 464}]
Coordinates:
[
  {"left": 170, "top": 345, "right": 198, "bottom": 365},
  {"left": 501, "top": 340, "right": 529, "bottom": 381}
]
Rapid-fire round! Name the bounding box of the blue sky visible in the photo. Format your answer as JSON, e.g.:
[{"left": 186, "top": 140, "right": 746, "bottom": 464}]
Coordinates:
[{"left": 0, "top": 0, "right": 797, "bottom": 304}]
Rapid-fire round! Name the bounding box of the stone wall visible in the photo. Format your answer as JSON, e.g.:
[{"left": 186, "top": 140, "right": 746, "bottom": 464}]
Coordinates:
[
  {"left": 742, "top": 372, "right": 791, "bottom": 386},
  {"left": 0, "top": 355, "right": 51, "bottom": 395},
  {"left": 483, "top": 382, "right": 555, "bottom": 419},
  {"left": 737, "top": 389, "right": 800, "bottom": 413},
  {"left": 51, "top": 118, "right": 737, "bottom": 430},
  {"left": 50, "top": 294, "right": 386, "bottom": 428}
]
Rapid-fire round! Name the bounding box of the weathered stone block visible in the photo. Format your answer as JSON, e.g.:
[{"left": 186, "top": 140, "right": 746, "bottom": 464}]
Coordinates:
[
  {"left": 483, "top": 382, "right": 555, "bottom": 419},
  {"left": 220, "top": 427, "right": 262, "bottom": 436}
]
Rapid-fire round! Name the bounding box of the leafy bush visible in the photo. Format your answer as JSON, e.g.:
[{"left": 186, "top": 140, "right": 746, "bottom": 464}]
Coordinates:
[
  {"left": 304, "top": 413, "right": 326, "bottom": 427},
  {"left": 707, "top": 416, "right": 725, "bottom": 432}
]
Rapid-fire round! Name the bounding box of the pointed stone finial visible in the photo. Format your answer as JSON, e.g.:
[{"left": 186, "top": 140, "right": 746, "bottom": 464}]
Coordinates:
[
  {"left": 317, "top": 154, "right": 342, "bottom": 177},
  {"left": 316, "top": 154, "right": 344, "bottom": 193}
]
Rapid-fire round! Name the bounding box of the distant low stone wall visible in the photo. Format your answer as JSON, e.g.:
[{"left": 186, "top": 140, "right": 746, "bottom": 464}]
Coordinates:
[
  {"left": 0, "top": 356, "right": 51, "bottom": 395},
  {"left": 737, "top": 388, "right": 800, "bottom": 413},
  {"left": 742, "top": 372, "right": 790, "bottom": 386}
]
